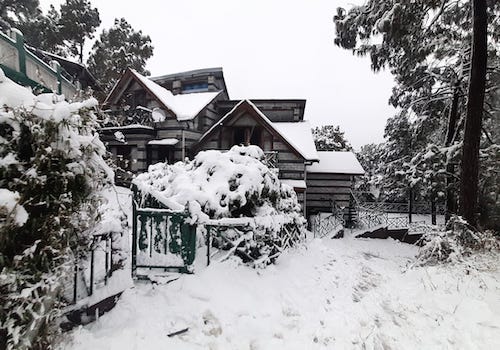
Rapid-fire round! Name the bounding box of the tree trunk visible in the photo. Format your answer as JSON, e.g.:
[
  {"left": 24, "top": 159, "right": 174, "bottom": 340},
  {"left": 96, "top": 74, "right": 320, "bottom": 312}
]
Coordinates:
[
  {"left": 445, "top": 81, "right": 461, "bottom": 146},
  {"left": 445, "top": 82, "right": 460, "bottom": 222},
  {"left": 459, "top": 0, "right": 488, "bottom": 226},
  {"left": 431, "top": 200, "right": 437, "bottom": 225}
]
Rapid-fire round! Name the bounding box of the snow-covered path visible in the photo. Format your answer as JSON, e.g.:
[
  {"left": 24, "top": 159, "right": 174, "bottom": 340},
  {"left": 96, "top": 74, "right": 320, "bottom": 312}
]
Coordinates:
[{"left": 60, "top": 238, "right": 500, "bottom": 350}]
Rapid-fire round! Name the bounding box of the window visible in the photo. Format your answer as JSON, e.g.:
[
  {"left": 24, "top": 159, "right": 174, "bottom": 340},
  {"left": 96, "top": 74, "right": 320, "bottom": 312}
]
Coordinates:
[
  {"left": 115, "top": 146, "right": 132, "bottom": 170},
  {"left": 182, "top": 82, "right": 208, "bottom": 93},
  {"left": 233, "top": 127, "right": 261, "bottom": 147}
]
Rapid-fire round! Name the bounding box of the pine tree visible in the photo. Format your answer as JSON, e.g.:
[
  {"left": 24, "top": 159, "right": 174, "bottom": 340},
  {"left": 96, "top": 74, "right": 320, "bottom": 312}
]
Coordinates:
[
  {"left": 0, "top": 0, "right": 39, "bottom": 31},
  {"left": 18, "top": 5, "right": 66, "bottom": 56},
  {"left": 87, "top": 18, "right": 154, "bottom": 94},
  {"left": 312, "top": 125, "right": 352, "bottom": 151},
  {"left": 59, "top": 0, "right": 100, "bottom": 62}
]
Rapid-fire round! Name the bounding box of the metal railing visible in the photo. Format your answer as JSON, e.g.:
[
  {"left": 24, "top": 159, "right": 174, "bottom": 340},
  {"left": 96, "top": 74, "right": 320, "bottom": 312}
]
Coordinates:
[
  {"left": 104, "top": 108, "right": 155, "bottom": 128},
  {"left": 263, "top": 151, "right": 278, "bottom": 168},
  {"left": 71, "top": 232, "right": 115, "bottom": 304},
  {"left": 311, "top": 213, "right": 345, "bottom": 238}
]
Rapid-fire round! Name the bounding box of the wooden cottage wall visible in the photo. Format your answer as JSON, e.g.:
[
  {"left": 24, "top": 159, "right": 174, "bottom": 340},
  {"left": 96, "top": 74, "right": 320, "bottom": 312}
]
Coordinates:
[
  {"left": 200, "top": 93, "right": 226, "bottom": 131},
  {"left": 272, "top": 140, "right": 306, "bottom": 180},
  {"left": 306, "top": 173, "right": 354, "bottom": 214},
  {"left": 101, "top": 131, "right": 154, "bottom": 173}
]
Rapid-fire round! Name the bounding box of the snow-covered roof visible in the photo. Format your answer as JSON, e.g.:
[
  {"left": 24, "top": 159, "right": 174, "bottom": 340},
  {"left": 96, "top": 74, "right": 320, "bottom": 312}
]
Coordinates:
[
  {"left": 130, "top": 70, "right": 221, "bottom": 121},
  {"left": 148, "top": 138, "right": 179, "bottom": 146},
  {"left": 100, "top": 124, "right": 154, "bottom": 131},
  {"left": 281, "top": 179, "right": 307, "bottom": 189},
  {"left": 198, "top": 100, "right": 319, "bottom": 161},
  {"left": 273, "top": 121, "right": 318, "bottom": 162},
  {"left": 307, "top": 151, "right": 365, "bottom": 175}
]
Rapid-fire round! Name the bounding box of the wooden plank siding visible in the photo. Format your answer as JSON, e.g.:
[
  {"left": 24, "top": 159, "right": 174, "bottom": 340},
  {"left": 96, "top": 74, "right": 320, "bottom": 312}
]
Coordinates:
[{"left": 306, "top": 172, "right": 354, "bottom": 214}]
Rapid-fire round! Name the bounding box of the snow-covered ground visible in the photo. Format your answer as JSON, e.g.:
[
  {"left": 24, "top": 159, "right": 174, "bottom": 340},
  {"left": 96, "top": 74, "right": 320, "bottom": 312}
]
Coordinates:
[{"left": 59, "top": 236, "right": 500, "bottom": 350}]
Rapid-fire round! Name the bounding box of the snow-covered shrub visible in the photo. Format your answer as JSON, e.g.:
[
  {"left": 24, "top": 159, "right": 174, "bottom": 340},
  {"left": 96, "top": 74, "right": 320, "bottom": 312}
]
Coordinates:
[
  {"left": 415, "top": 216, "right": 499, "bottom": 266},
  {"left": 0, "top": 70, "right": 116, "bottom": 349},
  {"left": 133, "top": 145, "right": 306, "bottom": 266}
]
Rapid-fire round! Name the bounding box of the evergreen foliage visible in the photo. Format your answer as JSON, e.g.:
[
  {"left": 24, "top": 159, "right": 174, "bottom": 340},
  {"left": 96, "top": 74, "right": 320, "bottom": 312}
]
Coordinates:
[
  {"left": 312, "top": 125, "right": 352, "bottom": 151},
  {"left": 0, "top": 0, "right": 39, "bottom": 31},
  {"left": 87, "top": 18, "right": 154, "bottom": 94},
  {"left": 334, "top": 0, "right": 500, "bottom": 227},
  {"left": 6, "top": 0, "right": 100, "bottom": 61},
  {"left": 59, "top": 0, "right": 100, "bottom": 62},
  {"left": 17, "top": 5, "right": 66, "bottom": 56},
  {"left": 0, "top": 73, "right": 114, "bottom": 349}
]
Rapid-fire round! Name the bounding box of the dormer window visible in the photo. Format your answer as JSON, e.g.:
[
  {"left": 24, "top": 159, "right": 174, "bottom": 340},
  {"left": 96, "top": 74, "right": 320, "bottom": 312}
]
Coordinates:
[{"left": 182, "top": 82, "right": 208, "bottom": 93}]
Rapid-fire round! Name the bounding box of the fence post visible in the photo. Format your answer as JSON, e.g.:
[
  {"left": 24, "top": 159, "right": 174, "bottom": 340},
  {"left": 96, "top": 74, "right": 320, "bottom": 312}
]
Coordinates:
[
  {"left": 206, "top": 226, "right": 211, "bottom": 266},
  {"left": 73, "top": 258, "right": 78, "bottom": 304},
  {"left": 104, "top": 237, "right": 109, "bottom": 285},
  {"left": 408, "top": 187, "right": 414, "bottom": 224},
  {"left": 52, "top": 60, "right": 62, "bottom": 95},
  {"left": 12, "top": 29, "right": 26, "bottom": 75},
  {"left": 131, "top": 199, "right": 137, "bottom": 278},
  {"left": 89, "top": 248, "right": 94, "bottom": 296}
]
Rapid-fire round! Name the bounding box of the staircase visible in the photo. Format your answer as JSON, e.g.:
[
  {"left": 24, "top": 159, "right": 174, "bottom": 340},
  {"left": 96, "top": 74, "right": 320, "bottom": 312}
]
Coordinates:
[{"left": 344, "top": 194, "right": 358, "bottom": 228}]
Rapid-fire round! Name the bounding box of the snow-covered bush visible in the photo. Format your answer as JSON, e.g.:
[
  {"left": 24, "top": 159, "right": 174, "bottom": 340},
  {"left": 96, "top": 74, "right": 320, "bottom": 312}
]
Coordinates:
[
  {"left": 0, "top": 70, "right": 116, "bottom": 349},
  {"left": 133, "top": 145, "right": 306, "bottom": 266},
  {"left": 414, "top": 216, "right": 499, "bottom": 266}
]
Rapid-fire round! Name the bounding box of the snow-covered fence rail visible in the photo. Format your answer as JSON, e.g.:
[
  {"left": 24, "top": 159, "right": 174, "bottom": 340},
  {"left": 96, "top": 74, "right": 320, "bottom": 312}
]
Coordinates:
[
  {"left": 358, "top": 201, "right": 445, "bottom": 215},
  {"left": 357, "top": 209, "right": 387, "bottom": 229},
  {"left": 310, "top": 213, "right": 345, "bottom": 238},
  {"left": 205, "top": 216, "right": 305, "bottom": 266}
]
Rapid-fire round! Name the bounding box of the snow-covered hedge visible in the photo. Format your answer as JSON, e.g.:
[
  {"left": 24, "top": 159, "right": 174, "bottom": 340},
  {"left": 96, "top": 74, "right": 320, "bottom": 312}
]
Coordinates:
[
  {"left": 0, "top": 69, "right": 118, "bottom": 349},
  {"left": 133, "top": 145, "right": 306, "bottom": 265},
  {"left": 414, "top": 216, "right": 499, "bottom": 266}
]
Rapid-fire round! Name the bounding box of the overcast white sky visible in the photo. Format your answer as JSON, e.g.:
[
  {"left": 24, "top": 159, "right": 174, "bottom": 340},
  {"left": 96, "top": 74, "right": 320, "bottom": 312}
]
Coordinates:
[{"left": 40, "top": 0, "right": 395, "bottom": 149}]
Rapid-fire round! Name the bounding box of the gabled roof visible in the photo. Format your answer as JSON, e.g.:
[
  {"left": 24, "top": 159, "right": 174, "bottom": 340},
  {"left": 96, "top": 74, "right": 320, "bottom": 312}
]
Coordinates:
[
  {"left": 307, "top": 151, "right": 365, "bottom": 175},
  {"left": 197, "top": 99, "right": 319, "bottom": 162},
  {"left": 104, "top": 68, "right": 221, "bottom": 121},
  {"left": 273, "top": 121, "right": 318, "bottom": 161}
]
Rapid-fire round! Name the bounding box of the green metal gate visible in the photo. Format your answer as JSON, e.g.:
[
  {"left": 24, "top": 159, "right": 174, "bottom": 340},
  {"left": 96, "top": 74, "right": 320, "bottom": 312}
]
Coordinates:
[{"left": 131, "top": 196, "right": 197, "bottom": 277}]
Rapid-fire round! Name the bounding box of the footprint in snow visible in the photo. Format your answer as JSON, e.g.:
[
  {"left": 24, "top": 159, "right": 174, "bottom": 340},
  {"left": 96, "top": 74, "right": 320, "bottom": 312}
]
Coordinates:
[
  {"left": 202, "top": 310, "right": 222, "bottom": 337},
  {"left": 352, "top": 265, "right": 381, "bottom": 302}
]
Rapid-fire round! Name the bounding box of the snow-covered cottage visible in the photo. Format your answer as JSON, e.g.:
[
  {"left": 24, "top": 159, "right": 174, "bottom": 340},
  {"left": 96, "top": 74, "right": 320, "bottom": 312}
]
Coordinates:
[{"left": 99, "top": 67, "right": 364, "bottom": 219}]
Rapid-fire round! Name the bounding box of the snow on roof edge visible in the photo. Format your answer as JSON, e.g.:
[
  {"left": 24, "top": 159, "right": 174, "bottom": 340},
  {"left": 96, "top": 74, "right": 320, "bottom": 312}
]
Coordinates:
[
  {"left": 245, "top": 100, "right": 319, "bottom": 161},
  {"left": 198, "top": 99, "right": 246, "bottom": 142},
  {"left": 130, "top": 69, "right": 221, "bottom": 122},
  {"left": 307, "top": 151, "right": 365, "bottom": 175},
  {"left": 199, "top": 99, "right": 319, "bottom": 161}
]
